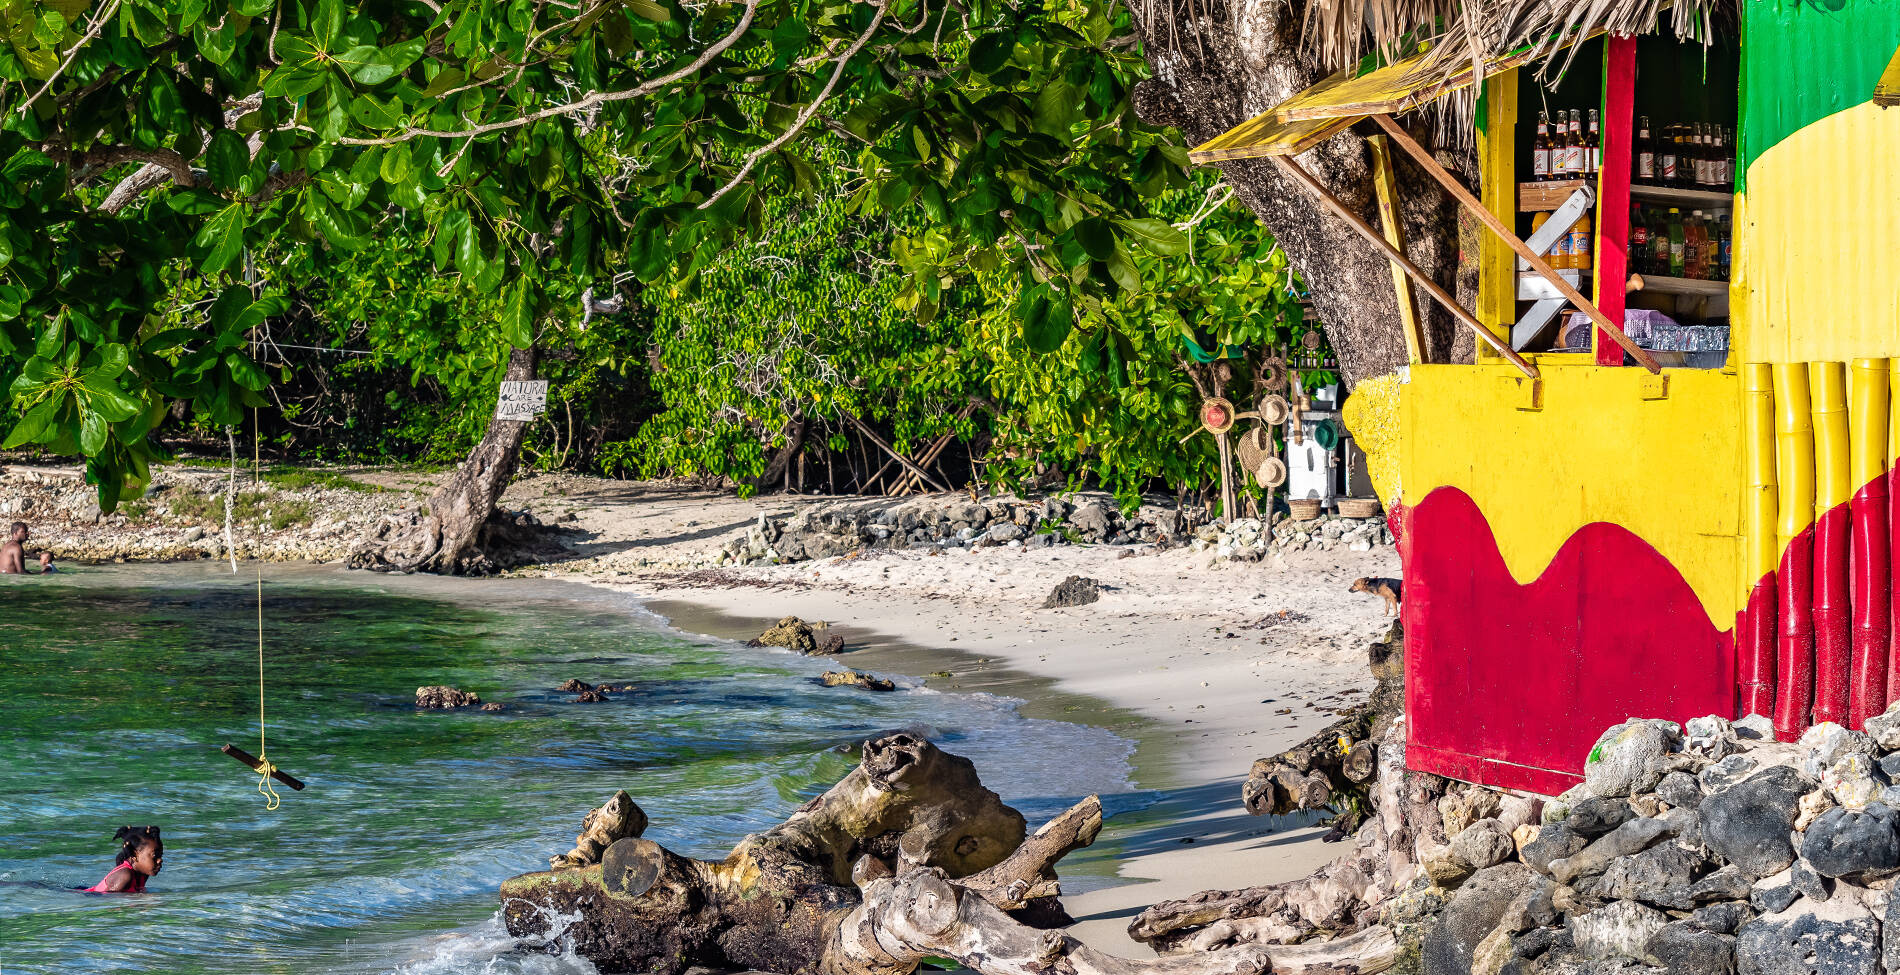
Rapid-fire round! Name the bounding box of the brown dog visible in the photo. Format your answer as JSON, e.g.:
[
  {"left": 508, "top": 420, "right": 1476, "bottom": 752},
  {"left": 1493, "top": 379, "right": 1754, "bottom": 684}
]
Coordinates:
[{"left": 1350, "top": 577, "right": 1402, "bottom": 617}]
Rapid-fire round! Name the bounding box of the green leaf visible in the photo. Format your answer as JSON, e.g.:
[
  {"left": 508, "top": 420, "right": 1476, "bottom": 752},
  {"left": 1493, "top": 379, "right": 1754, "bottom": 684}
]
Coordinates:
[
  {"left": 1105, "top": 243, "right": 1141, "bottom": 292},
  {"left": 500, "top": 279, "right": 534, "bottom": 349},
  {"left": 1113, "top": 217, "right": 1190, "bottom": 257},
  {"left": 625, "top": 0, "right": 671, "bottom": 20},
  {"left": 2, "top": 396, "right": 57, "bottom": 449},
  {"left": 79, "top": 375, "right": 139, "bottom": 421},
  {"left": 205, "top": 129, "right": 250, "bottom": 190},
  {"left": 379, "top": 143, "right": 412, "bottom": 184},
  {"left": 194, "top": 204, "right": 248, "bottom": 275},
  {"left": 970, "top": 32, "right": 1013, "bottom": 74},
  {"left": 78, "top": 406, "right": 107, "bottom": 455},
  {"left": 1075, "top": 217, "right": 1115, "bottom": 261},
  {"left": 349, "top": 93, "right": 404, "bottom": 130},
  {"left": 225, "top": 351, "right": 270, "bottom": 391},
  {"left": 1023, "top": 288, "right": 1074, "bottom": 354}
]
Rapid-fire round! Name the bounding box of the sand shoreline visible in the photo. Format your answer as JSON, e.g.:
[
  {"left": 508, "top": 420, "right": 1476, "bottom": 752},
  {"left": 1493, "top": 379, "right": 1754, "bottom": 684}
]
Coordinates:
[{"left": 568, "top": 537, "right": 1395, "bottom": 954}]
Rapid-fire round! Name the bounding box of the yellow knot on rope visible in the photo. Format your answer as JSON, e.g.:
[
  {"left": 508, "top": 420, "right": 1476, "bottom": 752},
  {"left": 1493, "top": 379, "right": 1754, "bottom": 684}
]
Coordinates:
[{"left": 255, "top": 755, "right": 282, "bottom": 811}]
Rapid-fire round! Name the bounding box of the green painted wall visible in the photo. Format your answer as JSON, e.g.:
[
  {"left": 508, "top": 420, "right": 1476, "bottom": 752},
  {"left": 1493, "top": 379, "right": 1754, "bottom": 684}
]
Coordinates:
[{"left": 1740, "top": 0, "right": 1900, "bottom": 191}]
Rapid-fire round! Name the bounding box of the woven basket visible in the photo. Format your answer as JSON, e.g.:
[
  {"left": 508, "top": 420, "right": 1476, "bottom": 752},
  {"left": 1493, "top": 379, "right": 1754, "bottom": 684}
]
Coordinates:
[
  {"left": 1336, "top": 497, "right": 1382, "bottom": 519},
  {"left": 1287, "top": 498, "right": 1324, "bottom": 521}
]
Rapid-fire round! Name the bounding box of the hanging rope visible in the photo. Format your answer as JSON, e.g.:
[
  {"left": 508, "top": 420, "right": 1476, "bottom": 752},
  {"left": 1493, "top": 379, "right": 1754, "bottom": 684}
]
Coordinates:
[{"left": 250, "top": 407, "right": 279, "bottom": 811}]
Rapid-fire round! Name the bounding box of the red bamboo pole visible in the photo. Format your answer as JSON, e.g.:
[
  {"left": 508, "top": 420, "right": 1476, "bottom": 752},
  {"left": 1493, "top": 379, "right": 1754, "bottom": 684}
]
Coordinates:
[
  {"left": 1774, "top": 364, "right": 1816, "bottom": 741},
  {"left": 1849, "top": 359, "right": 1890, "bottom": 728},
  {"left": 1740, "top": 364, "right": 1779, "bottom": 718},
  {"left": 1811, "top": 363, "right": 1851, "bottom": 728}
]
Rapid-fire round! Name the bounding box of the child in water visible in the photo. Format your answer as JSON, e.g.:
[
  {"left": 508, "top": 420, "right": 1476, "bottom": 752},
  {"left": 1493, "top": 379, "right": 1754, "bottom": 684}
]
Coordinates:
[{"left": 84, "top": 826, "right": 162, "bottom": 893}]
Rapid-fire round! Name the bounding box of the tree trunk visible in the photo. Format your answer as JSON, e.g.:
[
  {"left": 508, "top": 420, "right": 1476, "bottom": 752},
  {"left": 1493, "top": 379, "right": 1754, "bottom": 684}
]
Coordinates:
[
  {"left": 499, "top": 734, "right": 1394, "bottom": 975},
  {"left": 350, "top": 346, "right": 567, "bottom": 575},
  {"left": 1129, "top": 3, "right": 1476, "bottom": 385},
  {"left": 754, "top": 417, "right": 809, "bottom": 494}
]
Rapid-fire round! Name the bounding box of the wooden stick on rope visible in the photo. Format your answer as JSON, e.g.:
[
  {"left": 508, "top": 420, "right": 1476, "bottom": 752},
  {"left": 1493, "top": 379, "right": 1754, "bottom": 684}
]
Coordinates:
[
  {"left": 1268, "top": 154, "right": 1540, "bottom": 381},
  {"left": 842, "top": 411, "right": 951, "bottom": 494},
  {"left": 1369, "top": 113, "right": 1662, "bottom": 374},
  {"left": 220, "top": 743, "right": 306, "bottom": 791}
]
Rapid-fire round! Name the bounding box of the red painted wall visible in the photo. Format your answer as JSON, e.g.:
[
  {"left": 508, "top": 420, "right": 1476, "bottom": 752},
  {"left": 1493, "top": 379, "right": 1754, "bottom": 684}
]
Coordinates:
[{"left": 1402, "top": 487, "right": 1737, "bottom": 795}]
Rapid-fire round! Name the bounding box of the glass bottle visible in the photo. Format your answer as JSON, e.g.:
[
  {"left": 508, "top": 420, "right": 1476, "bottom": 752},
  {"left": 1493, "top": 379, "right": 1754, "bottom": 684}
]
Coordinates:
[
  {"left": 1635, "top": 115, "right": 1654, "bottom": 182},
  {"left": 1587, "top": 109, "right": 1601, "bottom": 176},
  {"left": 1533, "top": 112, "right": 1552, "bottom": 181},
  {"left": 1667, "top": 207, "right": 1686, "bottom": 277}
]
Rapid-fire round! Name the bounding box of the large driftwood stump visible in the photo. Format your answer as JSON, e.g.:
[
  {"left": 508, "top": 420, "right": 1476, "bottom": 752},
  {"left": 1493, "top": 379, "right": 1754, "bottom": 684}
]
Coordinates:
[{"left": 501, "top": 734, "right": 1333, "bottom": 975}]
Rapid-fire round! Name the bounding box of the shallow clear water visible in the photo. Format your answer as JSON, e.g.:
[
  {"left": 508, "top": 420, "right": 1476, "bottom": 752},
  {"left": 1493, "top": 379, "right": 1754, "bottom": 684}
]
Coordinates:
[{"left": 0, "top": 564, "right": 1136, "bottom": 974}]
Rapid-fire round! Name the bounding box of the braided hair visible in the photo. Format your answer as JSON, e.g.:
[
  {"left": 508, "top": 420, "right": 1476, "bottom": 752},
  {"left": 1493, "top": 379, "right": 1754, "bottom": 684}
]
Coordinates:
[{"left": 112, "top": 825, "right": 161, "bottom": 866}]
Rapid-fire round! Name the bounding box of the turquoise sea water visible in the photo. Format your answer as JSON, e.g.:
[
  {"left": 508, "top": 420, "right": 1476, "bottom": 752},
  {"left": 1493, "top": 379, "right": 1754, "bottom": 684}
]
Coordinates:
[{"left": 0, "top": 564, "right": 1135, "bottom": 974}]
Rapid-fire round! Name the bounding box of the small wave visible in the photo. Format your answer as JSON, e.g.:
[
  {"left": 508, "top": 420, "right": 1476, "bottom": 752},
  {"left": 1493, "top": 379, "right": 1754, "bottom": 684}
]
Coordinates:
[{"left": 382, "top": 908, "right": 598, "bottom": 975}]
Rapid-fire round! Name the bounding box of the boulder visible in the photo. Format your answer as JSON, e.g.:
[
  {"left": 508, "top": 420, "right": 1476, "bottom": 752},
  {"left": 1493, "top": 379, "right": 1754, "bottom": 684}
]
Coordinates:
[
  {"left": 1422, "top": 862, "right": 1539, "bottom": 975},
  {"left": 1733, "top": 714, "right": 1775, "bottom": 741},
  {"left": 549, "top": 790, "right": 648, "bottom": 869},
  {"left": 1442, "top": 788, "right": 1506, "bottom": 837},
  {"left": 571, "top": 687, "right": 610, "bottom": 703},
  {"left": 1523, "top": 822, "right": 1592, "bottom": 876},
  {"left": 1040, "top": 576, "right": 1101, "bottom": 609},
  {"left": 1799, "top": 803, "right": 1900, "bottom": 879},
  {"left": 1568, "top": 899, "right": 1669, "bottom": 964},
  {"left": 416, "top": 685, "right": 481, "bottom": 708},
  {"left": 1734, "top": 896, "right": 1880, "bottom": 975},
  {"left": 1798, "top": 722, "right": 1875, "bottom": 778},
  {"left": 1068, "top": 501, "right": 1114, "bottom": 538},
  {"left": 1747, "top": 869, "right": 1800, "bottom": 915},
  {"left": 1794, "top": 789, "right": 1836, "bottom": 832},
  {"left": 1686, "top": 865, "right": 1753, "bottom": 904},
  {"left": 748, "top": 616, "right": 830, "bottom": 655},
  {"left": 1598, "top": 842, "right": 1711, "bottom": 910},
  {"left": 1690, "top": 901, "right": 1753, "bottom": 935},
  {"left": 1645, "top": 921, "right": 1736, "bottom": 974},
  {"left": 1659, "top": 771, "right": 1705, "bottom": 810},
  {"left": 1552, "top": 817, "right": 1674, "bottom": 885},
  {"left": 1584, "top": 720, "right": 1680, "bottom": 798},
  {"left": 1788, "top": 859, "right": 1830, "bottom": 902},
  {"left": 1698, "top": 766, "right": 1806, "bottom": 878},
  {"left": 1570, "top": 798, "right": 1637, "bottom": 839},
  {"left": 558, "top": 679, "right": 594, "bottom": 693},
  {"left": 821, "top": 670, "right": 896, "bottom": 692},
  {"left": 1883, "top": 884, "right": 1900, "bottom": 973},
  {"left": 1453, "top": 819, "right": 1519, "bottom": 871},
  {"left": 1821, "top": 753, "right": 1883, "bottom": 810}
]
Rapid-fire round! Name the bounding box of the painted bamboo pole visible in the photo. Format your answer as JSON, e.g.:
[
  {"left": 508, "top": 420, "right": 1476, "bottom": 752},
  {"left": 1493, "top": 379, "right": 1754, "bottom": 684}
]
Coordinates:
[
  {"left": 1773, "top": 363, "right": 1817, "bottom": 742},
  {"left": 1889, "top": 359, "right": 1900, "bottom": 707},
  {"left": 1740, "top": 364, "right": 1779, "bottom": 719},
  {"left": 1811, "top": 362, "right": 1852, "bottom": 729},
  {"left": 1849, "top": 359, "right": 1891, "bottom": 729}
]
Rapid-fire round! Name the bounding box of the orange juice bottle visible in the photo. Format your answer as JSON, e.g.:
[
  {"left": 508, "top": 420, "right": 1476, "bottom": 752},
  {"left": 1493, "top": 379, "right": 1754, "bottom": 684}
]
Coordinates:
[{"left": 1566, "top": 209, "right": 1593, "bottom": 273}]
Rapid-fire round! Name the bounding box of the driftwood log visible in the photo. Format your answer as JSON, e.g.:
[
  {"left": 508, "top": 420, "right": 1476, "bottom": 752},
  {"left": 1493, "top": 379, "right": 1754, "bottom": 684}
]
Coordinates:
[{"left": 501, "top": 733, "right": 1394, "bottom": 975}]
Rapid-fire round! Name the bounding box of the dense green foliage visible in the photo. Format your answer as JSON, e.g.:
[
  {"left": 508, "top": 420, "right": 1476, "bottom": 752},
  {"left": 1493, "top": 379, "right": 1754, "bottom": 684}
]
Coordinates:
[{"left": 0, "top": 0, "right": 1323, "bottom": 511}]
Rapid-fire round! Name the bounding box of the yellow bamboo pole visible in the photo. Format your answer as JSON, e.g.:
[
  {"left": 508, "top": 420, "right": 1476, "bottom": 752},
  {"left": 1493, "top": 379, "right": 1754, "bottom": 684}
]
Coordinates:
[
  {"left": 1776, "top": 364, "right": 1816, "bottom": 553},
  {"left": 1743, "top": 364, "right": 1778, "bottom": 593},
  {"left": 1814, "top": 363, "right": 1851, "bottom": 517},
  {"left": 1852, "top": 361, "right": 1888, "bottom": 501}
]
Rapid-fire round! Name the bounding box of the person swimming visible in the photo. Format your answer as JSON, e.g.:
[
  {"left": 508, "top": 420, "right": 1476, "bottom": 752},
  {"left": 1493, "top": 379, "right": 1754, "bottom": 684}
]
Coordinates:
[
  {"left": 83, "top": 826, "right": 162, "bottom": 893},
  {"left": 0, "top": 521, "right": 26, "bottom": 574},
  {"left": 37, "top": 550, "right": 55, "bottom": 573}
]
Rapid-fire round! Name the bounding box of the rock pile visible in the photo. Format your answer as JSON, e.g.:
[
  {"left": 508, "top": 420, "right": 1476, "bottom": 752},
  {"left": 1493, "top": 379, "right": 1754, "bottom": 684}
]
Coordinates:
[
  {"left": 747, "top": 616, "right": 845, "bottom": 655},
  {"left": 1399, "top": 707, "right": 1900, "bottom": 974},
  {"left": 712, "top": 493, "right": 1203, "bottom": 565},
  {"left": 821, "top": 670, "right": 896, "bottom": 692},
  {"left": 415, "top": 685, "right": 482, "bottom": 708},
  {"left": 1192, "top": 512, "right": 1394, "bottom": 563}
]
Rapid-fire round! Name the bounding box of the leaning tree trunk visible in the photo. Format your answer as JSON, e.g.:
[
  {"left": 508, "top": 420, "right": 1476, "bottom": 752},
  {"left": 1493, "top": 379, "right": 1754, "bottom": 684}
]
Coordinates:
[
  {"left": 351, "top": 345, "right": 567, "bottom": 575},
  {"left": 500, "top": 734, "right": 1398, "bottom": 975},
  {"left": 1129, "top": 1, "right": 1477, "bottom": 384}
]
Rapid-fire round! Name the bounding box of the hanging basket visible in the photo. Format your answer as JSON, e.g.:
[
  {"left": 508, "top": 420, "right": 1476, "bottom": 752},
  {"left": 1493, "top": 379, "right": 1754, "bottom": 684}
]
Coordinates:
[
  {"left": 1337, "top": 497, "right": 1382, "bottom": 519},
  {"left": 1235, "top": 427, "right": 1268, "bottom": 474},
  {"left": 1260, "top": 358, "right": 1289, "bottom": 393}
]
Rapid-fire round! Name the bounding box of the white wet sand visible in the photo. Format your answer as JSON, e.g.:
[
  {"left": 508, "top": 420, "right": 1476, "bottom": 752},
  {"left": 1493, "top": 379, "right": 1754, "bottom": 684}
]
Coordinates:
[{"left": 507, "top": 479, "right": 1401, "bottom": 955}]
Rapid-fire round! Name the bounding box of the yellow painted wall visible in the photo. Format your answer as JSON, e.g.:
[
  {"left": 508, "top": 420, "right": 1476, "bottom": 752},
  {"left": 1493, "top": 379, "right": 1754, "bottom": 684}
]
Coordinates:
[
  {"left": 1736, "top": 101, "right": 1900, "bottom": 364},
  {"left": 1400, "top": 362, "right": 1745, "bottom": 623}
]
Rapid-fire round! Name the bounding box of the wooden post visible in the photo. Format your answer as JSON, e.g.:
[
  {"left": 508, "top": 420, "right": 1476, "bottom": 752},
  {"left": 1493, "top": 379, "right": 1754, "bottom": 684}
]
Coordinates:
[
  {"left": 1268, "top": 154, "right": 1540, "bottom": 380},
  {"left": 1368, "top": 134, "right": 1425, "bottom": 365},
  {"left": 1595, "top": 37, "right": 1637, "bottom": 365},
  {"left": 1368, "top": 113, "right": 1660, "bottom": 374}
]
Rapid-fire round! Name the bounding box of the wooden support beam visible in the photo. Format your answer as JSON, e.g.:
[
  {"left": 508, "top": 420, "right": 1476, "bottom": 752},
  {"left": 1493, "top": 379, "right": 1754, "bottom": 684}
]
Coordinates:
[
  {"left": 1368, "top": 135, "right": 1425, "bottom": 365},
  {"left": 842, "top": 411, "right": 951, "bottom": 494},
  {"left": 1370, "top": 113, "right": 1661, "bottom": 374},
  {"left": 1269, "top": 154, "right": 1539, "bottom": 380}
]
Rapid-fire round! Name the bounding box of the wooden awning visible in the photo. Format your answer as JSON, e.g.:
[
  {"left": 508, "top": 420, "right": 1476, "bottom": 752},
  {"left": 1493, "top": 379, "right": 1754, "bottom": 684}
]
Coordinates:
[{"left": 1190, "top": 34, "right": 1601, "bottom": 163}]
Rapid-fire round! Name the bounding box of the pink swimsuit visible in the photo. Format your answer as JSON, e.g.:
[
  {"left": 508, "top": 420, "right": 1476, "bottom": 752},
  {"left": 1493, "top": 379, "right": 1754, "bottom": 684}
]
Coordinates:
[{"left": 83, "top": 863, "right": 147, "bottom": 893}]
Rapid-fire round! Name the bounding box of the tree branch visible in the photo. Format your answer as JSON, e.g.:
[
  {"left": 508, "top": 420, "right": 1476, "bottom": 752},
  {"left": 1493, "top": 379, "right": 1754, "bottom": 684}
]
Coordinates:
[
  {"left": 16, "top": 0, "right": 123, "bottom": 117},
  {"left": 698, "top": 1, "right": 888, "bottom": 211},
  {"left": 339, "top": 0, "right": 761, "bottom": 147}
]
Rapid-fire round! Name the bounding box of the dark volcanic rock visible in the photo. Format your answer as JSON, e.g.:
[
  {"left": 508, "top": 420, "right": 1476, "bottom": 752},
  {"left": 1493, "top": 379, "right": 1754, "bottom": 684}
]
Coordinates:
[
  {"left": 1659, "top": 771, "right": 1705, "bottom": 810},
  {"left": 1598, "top": 843, "right": 1710, "bottom": 910},
  {"left": 1423, "top": 862, "right": 1537, "bottom": 975},
  {"left": 558, "top": 679, "right": 593, "bottom": 693},
  {"left": 1040, "top": 575, "right": 1101, "bottom": 609},
  {"left": 1690, "top": 901, "right": 1753, "bottom": 935},
  {"left": 1748, "top": 870, "right": 1799, "bottom": 915},
  {"left": 1698, "top": 766, "right": 1805, "bottom": 878},
  {"left": 1735, "top": 900, "right": 1880, "bottom": 975},
  {"left": 1788, "top": 859, "right": 1830, "bottom": 902},
  {"left": 1687, "top": 865, "right": 1753, "bottom": 904},
  {"left": 1570, "top": 798, "right": 1637, "bottom": 839},
  {"left": 1645, "top": 922, "right": 1735, "bottom": 975},
  {"left": 1552, "top": 817, "right": 1673, "bottom": 885},
  {"left": 1524, "top": 822, "right": 1592, "bottom": 875},
  {"left": 571, "top": 688, "right": 609, "bottom": 703},
  {"left": 1798, "top": 803, "right": 1900, "bottom": 879}
]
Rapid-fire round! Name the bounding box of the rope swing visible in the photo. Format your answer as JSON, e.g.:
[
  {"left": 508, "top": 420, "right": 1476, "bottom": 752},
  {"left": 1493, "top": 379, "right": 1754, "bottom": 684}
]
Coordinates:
[{"left": 218, "top": 408, "right": 305, "bottom": 802}]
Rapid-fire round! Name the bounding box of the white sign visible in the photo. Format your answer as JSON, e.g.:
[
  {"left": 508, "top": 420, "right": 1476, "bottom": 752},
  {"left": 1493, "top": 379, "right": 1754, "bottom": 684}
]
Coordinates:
[{"left": 496, "top": 380, "right": 549, "bottom": 421}]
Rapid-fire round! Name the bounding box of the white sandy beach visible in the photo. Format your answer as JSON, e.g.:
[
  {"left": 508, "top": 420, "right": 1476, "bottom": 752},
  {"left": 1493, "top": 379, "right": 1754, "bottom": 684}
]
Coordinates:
[{"left": 507, "top": 477, "right": 1402, "bottom": 954}]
